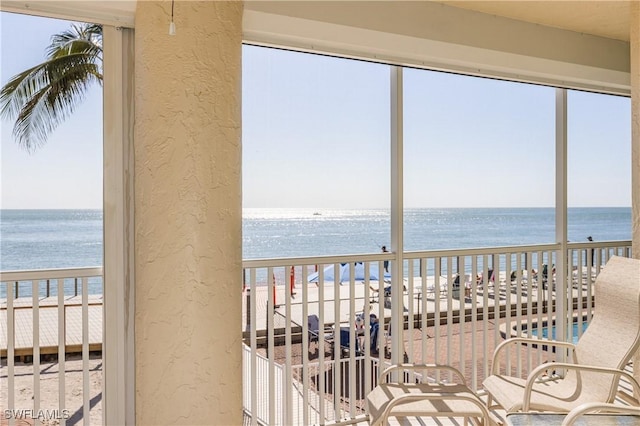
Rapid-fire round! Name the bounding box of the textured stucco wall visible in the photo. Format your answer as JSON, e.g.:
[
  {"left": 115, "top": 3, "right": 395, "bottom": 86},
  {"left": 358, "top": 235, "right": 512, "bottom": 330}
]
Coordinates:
[{"left": 134, "top": 1, "right": 243, "bottom": 424}]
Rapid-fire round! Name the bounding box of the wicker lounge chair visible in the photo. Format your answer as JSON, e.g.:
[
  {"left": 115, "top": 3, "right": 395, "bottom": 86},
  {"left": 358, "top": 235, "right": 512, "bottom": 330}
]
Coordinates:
[{"left": 483, "top": 255, "right": 640, "bottom": 413}]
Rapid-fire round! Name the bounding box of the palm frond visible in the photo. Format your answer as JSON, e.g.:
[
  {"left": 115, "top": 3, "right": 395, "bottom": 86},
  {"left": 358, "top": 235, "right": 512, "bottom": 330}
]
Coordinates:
[
  {"left": 14, "top": 68, "right": 99, "bottom": 150},
  {"left": 0, "top": 23, "right": 102, "bottom": 151},
  {"left": 47, "top": 23, "right": 102, "bottom": 57}
]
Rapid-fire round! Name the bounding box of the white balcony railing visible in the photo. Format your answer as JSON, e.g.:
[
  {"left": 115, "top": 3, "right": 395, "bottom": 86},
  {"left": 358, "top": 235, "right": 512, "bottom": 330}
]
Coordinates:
[
  {"left": 0, "top": 241, "right": 633, "bottom": 426},
  {"left": 242, "top": 240, "right": 632, "bottom": 425},
  {"left": 1, "top": 266, "right": 103, "bottom": 426}
]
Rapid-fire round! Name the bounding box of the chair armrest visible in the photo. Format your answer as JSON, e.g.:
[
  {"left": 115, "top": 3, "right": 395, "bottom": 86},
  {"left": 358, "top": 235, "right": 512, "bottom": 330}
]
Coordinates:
[
  {"left": 380, "top": 363, "right": 466, "bottom": 385},
  {"left": 522, "top": 363, "right": 640, "bottom": 412},
  {"left": 490, "top": 338, "right": 576, "bottom": 374},
  {"left": 561, "top": 402, "right": 640, "bottom": 426},
  {"left": 377, "top": 392, "right": 492, "bottom": 426},
  {"left": 309, "top": 327, "right": 334, "bottom": 341}
]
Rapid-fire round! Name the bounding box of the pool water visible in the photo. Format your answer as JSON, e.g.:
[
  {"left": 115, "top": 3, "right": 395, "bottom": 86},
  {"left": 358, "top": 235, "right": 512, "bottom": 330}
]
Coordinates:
[{"left": 530, "top": 322, "right": 589, "bottom": 344}]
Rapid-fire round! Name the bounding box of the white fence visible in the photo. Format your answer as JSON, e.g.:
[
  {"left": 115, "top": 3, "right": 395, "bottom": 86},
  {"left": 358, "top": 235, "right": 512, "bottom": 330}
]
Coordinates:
[
  {"left": 243, "top": 343, "right": 391, "bottom": 425},
  {"left": 0, "top": 241, "right": 633, "bottom": 426},
  {"left": 1, "top": 267, "right": 103, "bottom": 426},
  {"left": 241, "top": 240, "right": 632, "bottom": 425}
]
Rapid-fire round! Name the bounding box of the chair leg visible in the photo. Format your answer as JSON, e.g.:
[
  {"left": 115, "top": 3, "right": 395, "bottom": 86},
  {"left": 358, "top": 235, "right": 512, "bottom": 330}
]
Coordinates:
[{"left": 483, "top": 394, "right": 492, "bottom": 416}]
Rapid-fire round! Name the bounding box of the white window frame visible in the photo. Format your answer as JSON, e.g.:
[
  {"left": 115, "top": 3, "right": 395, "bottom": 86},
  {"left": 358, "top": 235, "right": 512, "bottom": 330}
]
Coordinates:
[{"left": 102, "top": 24, "right": 136, "bottom": 425}]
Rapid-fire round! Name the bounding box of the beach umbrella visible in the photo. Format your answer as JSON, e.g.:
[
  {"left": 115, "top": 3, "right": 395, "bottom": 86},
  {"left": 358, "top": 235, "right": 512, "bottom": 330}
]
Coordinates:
[{"left": 308, "top": 262, "right": 391, "bottom": 284}]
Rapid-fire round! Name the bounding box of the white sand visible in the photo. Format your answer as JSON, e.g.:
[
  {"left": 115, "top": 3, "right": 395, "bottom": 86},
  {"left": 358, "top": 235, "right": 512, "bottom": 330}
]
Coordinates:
[{"left": 1, "top": 355, "right": 102, "bottom": 425}]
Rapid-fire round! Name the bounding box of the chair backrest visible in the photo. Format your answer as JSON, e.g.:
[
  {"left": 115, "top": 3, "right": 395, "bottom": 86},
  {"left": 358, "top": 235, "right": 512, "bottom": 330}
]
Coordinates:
[
  {"left": 308, "top": 314, "right": 320, "bottom": 331},
  {"left": 573, "top": 256, "right": 640, "bottom": 400},
  {"left": 308, "top": 314, "right": 320, "bottom": 341}
]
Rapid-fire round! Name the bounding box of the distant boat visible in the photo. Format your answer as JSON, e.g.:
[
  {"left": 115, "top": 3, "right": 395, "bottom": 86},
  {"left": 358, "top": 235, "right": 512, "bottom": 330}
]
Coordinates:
[{"left": 313, "top": 212, "right": 322, "bottom": 216}]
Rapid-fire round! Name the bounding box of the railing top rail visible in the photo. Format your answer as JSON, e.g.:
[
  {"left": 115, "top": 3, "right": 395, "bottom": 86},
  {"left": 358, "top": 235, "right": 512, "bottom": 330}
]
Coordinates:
[
  {"left": 242, "top": 240, "right": 631, "bottom": 268},
  {"left": 405, "top": 240, "right": 631, "bottom": 258},
  {"left": 242, "top": 252, "right": 391, "bottom": 268},
  {"left": 0, "top": 266, "right": 103, "bottom": 282},
  {"left": 567, "top": 240, "right": 631, "bottom": 249},
  {"left": 1, "top": 240, "right": 628, "bottom": 279},
  {"left": 403, "top": 243, "right": 562, "bottom": 259}
]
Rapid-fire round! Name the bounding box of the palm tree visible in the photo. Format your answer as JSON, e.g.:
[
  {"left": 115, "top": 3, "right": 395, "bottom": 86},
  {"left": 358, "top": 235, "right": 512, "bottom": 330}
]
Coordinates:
[{"left": 0, "top": 23, "right": 102, "bottom": 152}]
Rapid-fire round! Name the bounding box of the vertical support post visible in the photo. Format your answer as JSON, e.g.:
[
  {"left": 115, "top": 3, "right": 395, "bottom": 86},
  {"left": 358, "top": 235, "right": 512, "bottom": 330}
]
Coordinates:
[
  {"left": 630, "top": 0, "right": 640, "bottom": 395},
  {"left": 103, "top": 25, "right": 135, "bottom": 425},
  {"left": 390, "top": 66, "right": 404, "bottom": 366},
  {"left": 555, "top": 88, "right": 568, "bottom": 362}
]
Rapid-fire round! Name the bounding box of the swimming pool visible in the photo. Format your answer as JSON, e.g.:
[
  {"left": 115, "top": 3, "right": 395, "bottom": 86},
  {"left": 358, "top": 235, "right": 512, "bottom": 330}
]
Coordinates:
[{"left": 529, "top": 321, "right": 589, "bottom": 344}]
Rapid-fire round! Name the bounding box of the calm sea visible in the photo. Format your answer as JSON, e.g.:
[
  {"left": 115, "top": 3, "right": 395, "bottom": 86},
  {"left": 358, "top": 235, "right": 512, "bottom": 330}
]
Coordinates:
[
  {"left": 243, "top": 207, "right": 632, "bottom": 258},
  {"left": 0, "top": 207, "right": 632, "bottom": 296}
]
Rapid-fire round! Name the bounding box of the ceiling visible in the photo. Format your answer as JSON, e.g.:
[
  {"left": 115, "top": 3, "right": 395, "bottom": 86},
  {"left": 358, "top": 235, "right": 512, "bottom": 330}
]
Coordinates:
[
  {"left": 441, "top": 1, "right": 631, "bottom": 42},
  {"left": 0, "top": 1, "right": 632, "bottom": 42}
]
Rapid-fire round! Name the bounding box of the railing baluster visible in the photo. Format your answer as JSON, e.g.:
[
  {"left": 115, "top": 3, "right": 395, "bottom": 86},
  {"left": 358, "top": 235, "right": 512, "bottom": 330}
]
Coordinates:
[
  {"left": 249, "top": 268, "right": 258, "bottom": 426},
  {"left": 458, "top": 256, "right": 466, "bottom": 380},
  {"left": 536, "top": 253, "right": 544, "bottom": 368},
  {"left": 7, "top": 278, "right": 15, "bottom": 426},
  {"left": 482, "top": 254, "right": 490, "bottom": 382},
  {"left": 301, "top": 265, "right": 309, "bottom": 426},
  {"left": 284, "top": 265, "right": 293, "bottom": 425},
  {"left": 494, "top": 255, "right": 502, "bottom": 375},
  {"left": 419, "top": 258, "right": 427, "bottom": 364},
  {"left": 446, "top": 256, "right": 453, "bottom": 382},
  {"left": 505, "top": 252, "right": 512, "bottom": 376},
  {"left": 434, "top": 257, "right": 441, "bottom": 383},
  {"left": 515, "top": 252, "right": 522, "bottom": 378},
  {"left": 266, "top": 266, "right": 275, "bottom": 426},
  {"left": 32, "top": 279, "right": 41, "bottom": 419},
  {"left": 525, "top": 251, "right": 533, "bottom": 376},
  {"left": 333, "top": 263, "right": 341, "bottom": 420},
  {"left": 57, "top": 277, "right": 66, "bottom": 426},
  {"left": 470, "top": 255, "right": 478, "bottom": 390},
  {"left": 348, "top": 263, "right": 356, "bottom": 419},
  {"left": 363, "top": 261, "right": 372, "bottom": 410},
  {"left": 82, "top": 276, "right": 90, "bottom": 425},
  {"left": 377, "top": 260, "right": 385, "bottom": 386},
  {"left": 317, "top": 264, "right": 326, "bottom": 425}
]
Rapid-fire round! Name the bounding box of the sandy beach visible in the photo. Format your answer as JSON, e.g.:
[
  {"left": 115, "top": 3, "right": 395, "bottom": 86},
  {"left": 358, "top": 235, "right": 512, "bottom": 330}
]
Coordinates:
[{"left": 0, "top": 354, "right": 102, "bottom": 426}]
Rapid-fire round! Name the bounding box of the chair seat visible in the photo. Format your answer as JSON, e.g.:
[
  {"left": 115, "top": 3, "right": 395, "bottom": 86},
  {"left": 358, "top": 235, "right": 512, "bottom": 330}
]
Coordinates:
[
  {"left": 483, "top": 373, "right": 608, "bottom": 413},
  {"left": 367, "top": 382, "right": 488, "bottom": 426}
]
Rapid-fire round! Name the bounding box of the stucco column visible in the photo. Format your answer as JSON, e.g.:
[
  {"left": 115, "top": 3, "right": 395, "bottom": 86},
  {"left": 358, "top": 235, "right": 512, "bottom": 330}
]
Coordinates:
[
  {"left": 631, "top": 1, "right": 640, "bottom": 395},
  {"left": 134, "top": 2, "right": 243, "bottom": 424}
]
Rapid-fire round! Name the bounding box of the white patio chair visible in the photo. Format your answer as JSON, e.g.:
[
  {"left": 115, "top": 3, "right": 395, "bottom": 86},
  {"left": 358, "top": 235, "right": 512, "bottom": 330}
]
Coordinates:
[
  {"left": 483, "top": 256, "right": 640, "bottom": 413},
  {"left": 367, "top": 364, "right": 494, "bottom": 426}
]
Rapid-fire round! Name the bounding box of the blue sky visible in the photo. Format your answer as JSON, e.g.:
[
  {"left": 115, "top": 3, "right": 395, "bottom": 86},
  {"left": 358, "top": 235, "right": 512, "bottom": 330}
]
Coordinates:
[
  {"left": 243, "top": 45, "right": 631, "bottom": 209},
  {"left": 1, "top": 12, "right": 103, "bottom": 209},
  {"left": 1, "top": 13, "right": 632, "bottom": 209}
]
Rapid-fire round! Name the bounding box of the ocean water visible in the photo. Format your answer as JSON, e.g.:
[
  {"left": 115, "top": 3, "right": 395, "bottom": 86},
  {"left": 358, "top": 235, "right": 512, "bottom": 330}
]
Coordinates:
[
  {"left": 243, "top": 207, "right": 632, "bottom": 258},
  {"left": 0, "top": 207, "right": 632, "bottom": 296},
  {"left": 1, "top": 209, "right": 103, "bottom": 271}
]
